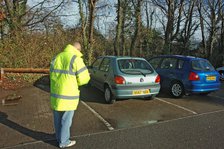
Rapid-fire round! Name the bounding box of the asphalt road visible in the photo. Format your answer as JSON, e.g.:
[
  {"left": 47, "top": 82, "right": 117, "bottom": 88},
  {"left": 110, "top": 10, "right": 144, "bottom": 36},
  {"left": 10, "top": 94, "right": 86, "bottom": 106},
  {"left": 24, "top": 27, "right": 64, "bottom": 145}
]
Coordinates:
[{"left": 0, "top": 80, "right": 224, "bottom": 149}]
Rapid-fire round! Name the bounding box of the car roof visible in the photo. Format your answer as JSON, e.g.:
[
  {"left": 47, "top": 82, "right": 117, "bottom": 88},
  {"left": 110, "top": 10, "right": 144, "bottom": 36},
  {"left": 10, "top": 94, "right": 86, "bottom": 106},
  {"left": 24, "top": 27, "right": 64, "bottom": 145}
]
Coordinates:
[
  {"left": 217, "top": 66, "right": 224, "bottom": 71},
  {"left": 98, "top": 56, "right": 146, "bottom": 60},
  {"left": 150, "top": 55, "right": 206, "bottom": 61}
]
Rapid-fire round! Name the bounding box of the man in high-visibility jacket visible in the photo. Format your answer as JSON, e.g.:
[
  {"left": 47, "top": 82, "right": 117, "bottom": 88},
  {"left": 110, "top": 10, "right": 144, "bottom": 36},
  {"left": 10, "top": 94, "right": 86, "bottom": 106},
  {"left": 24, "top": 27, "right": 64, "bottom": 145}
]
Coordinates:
[{"left": 50, "top": 42, "right": 90, "bottom": 148}]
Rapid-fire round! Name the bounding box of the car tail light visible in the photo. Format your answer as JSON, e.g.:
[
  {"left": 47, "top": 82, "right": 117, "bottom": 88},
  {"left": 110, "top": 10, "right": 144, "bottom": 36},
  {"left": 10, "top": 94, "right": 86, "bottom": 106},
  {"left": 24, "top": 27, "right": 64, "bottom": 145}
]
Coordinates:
[
  {"left": 155, "top": 75, "right": 160, "bottom": 83},
  {"left": 114, "top": 76, "right": 125, "bottom": 84},
  {"left": 189, "top": 72, "right": 200, "bottom": 81}
]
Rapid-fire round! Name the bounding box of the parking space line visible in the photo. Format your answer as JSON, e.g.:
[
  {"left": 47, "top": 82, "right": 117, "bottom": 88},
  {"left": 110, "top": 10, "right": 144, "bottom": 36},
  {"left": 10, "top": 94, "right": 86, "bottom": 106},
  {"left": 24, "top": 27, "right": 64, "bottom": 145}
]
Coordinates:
[
  {"left": 81, "top": 101, "right": 115, "bottom": 131},
  {"left": 155, "top": 97, "right": 198, "bottom": 115}
]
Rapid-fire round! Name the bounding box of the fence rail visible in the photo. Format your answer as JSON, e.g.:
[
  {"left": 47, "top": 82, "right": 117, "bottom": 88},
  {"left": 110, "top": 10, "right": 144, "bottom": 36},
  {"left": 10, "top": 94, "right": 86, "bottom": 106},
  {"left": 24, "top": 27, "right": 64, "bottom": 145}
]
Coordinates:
[{"left": 0, "top": 68, "right": 50, "bottom": 82}]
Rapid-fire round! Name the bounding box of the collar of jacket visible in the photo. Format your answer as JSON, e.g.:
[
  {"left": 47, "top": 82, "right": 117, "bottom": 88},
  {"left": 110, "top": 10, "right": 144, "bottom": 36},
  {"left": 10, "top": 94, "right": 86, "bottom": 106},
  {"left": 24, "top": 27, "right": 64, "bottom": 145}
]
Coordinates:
[{"left": 64, "top": 44, "right": 83, "bottom": 57}]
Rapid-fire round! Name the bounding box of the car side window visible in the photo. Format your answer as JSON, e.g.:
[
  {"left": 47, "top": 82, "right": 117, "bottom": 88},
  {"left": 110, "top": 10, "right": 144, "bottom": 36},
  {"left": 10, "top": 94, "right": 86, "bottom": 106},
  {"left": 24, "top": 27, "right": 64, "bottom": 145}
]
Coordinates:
[
  {"left": 160, "top": 58, "right": 178, "bottom": 69},
  {"left": 177, "top": 60, "right": 184, "bottom": 69},
  {"left": 99, "top": 58, "right": 110, "bottom": 72},
  {"left": 92, "top": 58, "right": 103, "bottom": 69},
  {"left": 148, "top": 58, "right": 162, "bottom": 69}
]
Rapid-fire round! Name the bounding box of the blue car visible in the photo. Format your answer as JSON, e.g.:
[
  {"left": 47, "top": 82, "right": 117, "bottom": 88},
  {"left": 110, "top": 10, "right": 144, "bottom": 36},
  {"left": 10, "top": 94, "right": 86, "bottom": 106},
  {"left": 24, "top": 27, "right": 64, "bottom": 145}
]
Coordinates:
[{"left": 147, "top": 55, "right": 221, "bottom": 98}]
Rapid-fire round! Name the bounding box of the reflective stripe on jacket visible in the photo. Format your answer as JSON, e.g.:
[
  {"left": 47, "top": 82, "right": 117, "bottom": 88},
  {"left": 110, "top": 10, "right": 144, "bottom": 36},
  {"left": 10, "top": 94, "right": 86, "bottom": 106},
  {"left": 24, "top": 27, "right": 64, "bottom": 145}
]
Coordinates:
[{"left": 50, "top": 44, "right": 90, "bottom": 111}]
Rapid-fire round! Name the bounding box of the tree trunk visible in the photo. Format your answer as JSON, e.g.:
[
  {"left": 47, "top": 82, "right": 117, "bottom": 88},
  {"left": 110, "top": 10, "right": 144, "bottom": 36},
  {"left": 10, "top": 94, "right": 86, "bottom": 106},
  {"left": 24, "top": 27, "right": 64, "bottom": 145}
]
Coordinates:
[
  {"left": 130, "top": 0, "right": 143, "bottom": 56},
  {"left": 164, "top": 0, "right": 176, "bottom": 54},
  {"left": 207, "top": 0, "right": 217, "bottom": 60},
  {"left": 88, "top": 0, "right": 97, "bottom": 65},
  {"left": 0, "top": 21, "right": 3, "bottom": 42},
  {"left": 78, "top": 0, "right": 88, "bottom": 55},
  {"left": 221, "top": 15, "right": 224, "bottom": 54},
  {"left": 219, "top": 2, "right": 224, "bottom": 60},
  {"left": 180, "top": 0, "right": 197, "bottom": 54},
  {"left": 114, "top": 0, "right": 123, "bottom": 56},
  {"left": 197, "top": 0, "right": 206, "bottom": 55},
  {"left": 121, "top": 0, "right": 127, "bottom": 56},
  {"left": 145, "top": 1, "right": 149, "bottom": 29},
  {"left": 152, "top": 0, "right": 184, "bottom": 54}
]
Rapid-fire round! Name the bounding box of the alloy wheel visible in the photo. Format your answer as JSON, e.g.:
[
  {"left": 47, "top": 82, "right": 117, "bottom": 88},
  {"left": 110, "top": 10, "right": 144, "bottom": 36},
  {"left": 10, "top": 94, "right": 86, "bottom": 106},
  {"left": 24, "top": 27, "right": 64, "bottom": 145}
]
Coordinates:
[{"left": 171, "top": 83, "right": 182, "bottom": 97}]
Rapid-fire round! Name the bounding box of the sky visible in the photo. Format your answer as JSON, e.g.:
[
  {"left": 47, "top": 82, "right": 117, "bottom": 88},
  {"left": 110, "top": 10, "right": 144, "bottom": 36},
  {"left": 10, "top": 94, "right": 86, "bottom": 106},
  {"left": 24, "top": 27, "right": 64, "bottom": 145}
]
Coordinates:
[
  {"left": 27, "top": 0, "right": 202, "bottom": 41},
  {"left": 27, "top": 0, "right": 80, "bottom": 27},
  {"left": 27, "top": 0, "right": 116, "bottom": 36}
]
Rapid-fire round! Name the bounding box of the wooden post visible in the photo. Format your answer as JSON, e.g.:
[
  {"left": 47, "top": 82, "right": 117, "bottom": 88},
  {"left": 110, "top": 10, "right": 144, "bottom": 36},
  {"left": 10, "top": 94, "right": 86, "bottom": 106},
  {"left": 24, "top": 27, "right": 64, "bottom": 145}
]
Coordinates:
[{"left": 0, "top": 68, "right": 4, "bottom": 82}]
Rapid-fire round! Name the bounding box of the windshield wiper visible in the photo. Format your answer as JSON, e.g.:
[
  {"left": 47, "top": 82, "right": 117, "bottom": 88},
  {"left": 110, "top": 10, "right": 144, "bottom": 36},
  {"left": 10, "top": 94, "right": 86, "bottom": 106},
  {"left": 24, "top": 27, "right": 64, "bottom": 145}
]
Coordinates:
[
  {"left": 135, "top": 70, "right": 146, "bottom": 77},
  {"left": 125, "top": 70, "right": 146, "bottom": 77}
]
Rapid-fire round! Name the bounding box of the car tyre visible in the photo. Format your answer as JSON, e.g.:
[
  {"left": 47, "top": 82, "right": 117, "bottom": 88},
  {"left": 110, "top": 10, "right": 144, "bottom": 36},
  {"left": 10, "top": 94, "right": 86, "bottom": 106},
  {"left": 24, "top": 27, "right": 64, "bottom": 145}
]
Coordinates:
[
  {"left": 170, "top": 81, "right": 184, "bottom": 98},
  {"left": 104, "top": 85, "right": 116, "bottom": 104}
]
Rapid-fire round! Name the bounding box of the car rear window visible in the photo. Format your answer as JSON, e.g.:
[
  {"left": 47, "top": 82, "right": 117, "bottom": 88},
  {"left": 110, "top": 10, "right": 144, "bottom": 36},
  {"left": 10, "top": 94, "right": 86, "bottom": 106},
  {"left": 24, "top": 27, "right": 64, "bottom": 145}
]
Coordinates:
[
  {"left": 118, "top": 59, "right": 154, "bottom": 75},
  {"left": 191, "top": 60, "right": 215, "bottom": 71},
  {"left": 148, "top": 58, "right": 162, "bottom": 69}
]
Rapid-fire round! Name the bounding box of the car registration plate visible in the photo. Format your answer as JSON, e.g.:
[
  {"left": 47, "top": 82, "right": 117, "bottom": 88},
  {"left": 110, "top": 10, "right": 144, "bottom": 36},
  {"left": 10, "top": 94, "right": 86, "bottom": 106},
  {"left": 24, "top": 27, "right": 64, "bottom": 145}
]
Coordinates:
[
  {"left": 206, "top": 76, "right": 216, "bottom": 81},
  {"left": 132, "top": 89, "right": 150, "bottom": 95}
]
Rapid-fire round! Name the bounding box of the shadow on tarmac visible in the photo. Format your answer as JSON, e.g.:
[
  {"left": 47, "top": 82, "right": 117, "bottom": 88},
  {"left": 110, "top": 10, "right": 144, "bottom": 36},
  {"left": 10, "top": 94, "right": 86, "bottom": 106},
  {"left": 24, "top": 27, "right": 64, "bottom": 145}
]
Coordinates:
[
  {"left": 0, "top": 111, "right": 58, "bottom": 148},
  {"left": 80, "top": 86, "right": 106, "bottom": 104},
  {"left": 33, "top": 75, "right": 107, "bottom": 104},
  {"left": 33, "top": 75, "right": 165, "bottom": 104},
  {"left": 33, "top": 75, "right": 50, "bottom": 93},
  {"left": 33, "top": 76, "right": 224, "bottom": 105}
]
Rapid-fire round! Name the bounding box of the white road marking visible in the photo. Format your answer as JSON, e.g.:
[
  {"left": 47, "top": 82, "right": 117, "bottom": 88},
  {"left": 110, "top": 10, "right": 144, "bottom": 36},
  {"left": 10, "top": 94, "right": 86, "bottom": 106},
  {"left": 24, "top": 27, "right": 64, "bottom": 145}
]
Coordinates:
[
  {"left": 209, "top": 95, "right": 224, "bottom": 100},
  {"left": 81, "top": 101, "right": 114, "bottom": 131},
  {"left": 4, "top": 109, "right": 224, "bottom": 149},
  {"left": 155, "top": 97, "right": 198, "bottom": 115},
  {"left": 73, "top": 109, "right": 224, "bottom": 138}
]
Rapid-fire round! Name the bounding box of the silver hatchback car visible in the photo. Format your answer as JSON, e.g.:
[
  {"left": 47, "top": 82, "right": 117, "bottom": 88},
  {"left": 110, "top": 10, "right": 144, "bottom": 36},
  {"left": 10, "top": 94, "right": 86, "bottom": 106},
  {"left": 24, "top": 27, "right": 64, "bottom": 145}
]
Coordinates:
[{"left": 88, "top": 56, "right": 161, "bottom": 104}]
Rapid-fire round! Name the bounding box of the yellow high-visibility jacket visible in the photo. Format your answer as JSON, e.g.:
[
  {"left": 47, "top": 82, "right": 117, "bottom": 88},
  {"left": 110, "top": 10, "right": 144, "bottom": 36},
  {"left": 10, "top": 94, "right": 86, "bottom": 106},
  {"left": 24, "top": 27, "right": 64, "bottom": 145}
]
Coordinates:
[{"left": 50, "top": 44, "right": 90, "bottom": 111}]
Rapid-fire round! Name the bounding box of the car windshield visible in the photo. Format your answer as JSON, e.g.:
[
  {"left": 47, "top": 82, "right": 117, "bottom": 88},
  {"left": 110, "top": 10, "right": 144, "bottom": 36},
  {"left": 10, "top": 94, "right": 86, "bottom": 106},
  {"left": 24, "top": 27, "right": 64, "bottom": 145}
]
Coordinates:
[
  {"left": 191, "top": 59, "right": 215, "bottom": 71},
  {"left": 118, "top": 59, "right": 154, "bottom": 75}
]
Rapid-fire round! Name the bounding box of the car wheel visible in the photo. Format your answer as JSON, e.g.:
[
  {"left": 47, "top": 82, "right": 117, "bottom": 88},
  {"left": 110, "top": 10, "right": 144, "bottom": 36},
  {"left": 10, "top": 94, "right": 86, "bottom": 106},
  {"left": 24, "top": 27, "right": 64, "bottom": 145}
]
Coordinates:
[
  {"left": 104, "top": 86, "right": 116, "bottom": 104},
  {"left": 170, "top": 81, "right": 184, "bottom": 98}
]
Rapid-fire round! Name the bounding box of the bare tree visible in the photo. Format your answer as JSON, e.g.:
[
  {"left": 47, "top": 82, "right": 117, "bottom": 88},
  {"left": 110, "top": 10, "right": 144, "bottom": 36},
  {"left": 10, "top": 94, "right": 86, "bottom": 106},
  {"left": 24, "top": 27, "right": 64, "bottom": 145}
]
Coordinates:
[
  {"left": 144, "top": 0, "right": 155, "bottom": 54},
  {"left": 87, "top": 0, "right": 99, "bottom": 64},
  {"left": 130, "top": 0, "right": 143, "bottom": 56},
  {"left": 3, "top": 0, "right": 27, "bottom": 32},
  {"left": 152, "top": 0, "right": 184, "bottom": 54},
  {"left": 2, "top": 0, "right": 66, "bottom": 35},
  {"left": 114, "top": 0, "right": 123, "bottom": 56},
  {"left": 220, "top": 2, "right": 224, "bottom": 59},
  {"left": 216, "top": 0, "right": 224, "bottom": 64},
  {"left": 179, "top": 0, "right": 199, "bottom": 54},
  {"left": 204, "top": 0, "right": 223, "bottom": 59},
  {"left": 144, "top": 0, "right": 155, "bottom": 30},
  {"left": 197, "top": 0, "right": 207, "bottom": 55},
  {"left": 78, "top": 0, "right": 88, "bottom": 56},
  {"left": 121, "top": 0, "right": 130, "bottom": 56}
]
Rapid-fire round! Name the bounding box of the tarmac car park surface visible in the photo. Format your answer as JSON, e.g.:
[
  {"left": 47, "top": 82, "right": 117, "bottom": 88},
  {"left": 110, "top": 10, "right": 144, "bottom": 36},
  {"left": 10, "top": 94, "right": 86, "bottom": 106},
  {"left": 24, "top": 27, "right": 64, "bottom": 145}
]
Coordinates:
[{"left": 0, "top": 80, "right": 224, "bottom": 149}]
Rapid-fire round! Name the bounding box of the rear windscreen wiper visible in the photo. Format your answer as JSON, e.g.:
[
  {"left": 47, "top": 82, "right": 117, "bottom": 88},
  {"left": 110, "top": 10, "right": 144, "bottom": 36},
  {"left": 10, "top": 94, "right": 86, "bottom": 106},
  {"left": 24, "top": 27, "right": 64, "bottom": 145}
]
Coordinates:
[{"left": 131, "top": 70, "right": 146, "bottom": 77}]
